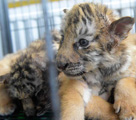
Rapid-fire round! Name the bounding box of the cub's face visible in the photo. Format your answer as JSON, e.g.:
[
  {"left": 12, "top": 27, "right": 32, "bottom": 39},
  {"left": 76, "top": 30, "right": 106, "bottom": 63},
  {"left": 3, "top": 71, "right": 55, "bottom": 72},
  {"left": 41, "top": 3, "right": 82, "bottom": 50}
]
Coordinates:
[{"left": 56, "top": 3, "right": 134, "bottom": 77}]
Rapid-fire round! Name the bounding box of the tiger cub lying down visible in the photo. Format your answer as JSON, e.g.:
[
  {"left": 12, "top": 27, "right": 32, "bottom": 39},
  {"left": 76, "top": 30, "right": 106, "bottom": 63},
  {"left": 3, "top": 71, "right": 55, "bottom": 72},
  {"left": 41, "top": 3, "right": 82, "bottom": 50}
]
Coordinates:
[
  {"left": 57, "top": 2, "right": 136, "bottom": 120},
  {"left": 0, "top": 30, "right": 60, "bottom": 116}
]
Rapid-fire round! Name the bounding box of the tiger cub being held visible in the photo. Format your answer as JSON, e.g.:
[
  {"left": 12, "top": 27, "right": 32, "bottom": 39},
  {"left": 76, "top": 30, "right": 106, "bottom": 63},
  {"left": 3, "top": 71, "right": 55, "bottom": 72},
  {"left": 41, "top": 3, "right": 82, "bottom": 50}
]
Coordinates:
[{"left": 57, "top": 2, "right": 136, "bottom": 120}]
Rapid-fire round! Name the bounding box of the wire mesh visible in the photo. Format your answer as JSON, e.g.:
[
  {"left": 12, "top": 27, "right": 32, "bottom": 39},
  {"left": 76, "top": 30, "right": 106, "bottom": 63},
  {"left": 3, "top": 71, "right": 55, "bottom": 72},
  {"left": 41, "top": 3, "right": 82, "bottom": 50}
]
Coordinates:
[
  {"left": 0, "top": 0, "right": 135, "bottom": 58},
  {"left": 8, "top": 0, "right": 45, "bottom": 52}
]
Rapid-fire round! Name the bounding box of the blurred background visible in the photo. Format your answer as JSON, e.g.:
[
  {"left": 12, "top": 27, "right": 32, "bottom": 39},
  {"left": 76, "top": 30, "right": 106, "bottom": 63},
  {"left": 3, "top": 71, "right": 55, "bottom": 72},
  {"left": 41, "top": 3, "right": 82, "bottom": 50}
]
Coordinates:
[{"left": 0, "top": 0, "right": 136, "bottom": 59}]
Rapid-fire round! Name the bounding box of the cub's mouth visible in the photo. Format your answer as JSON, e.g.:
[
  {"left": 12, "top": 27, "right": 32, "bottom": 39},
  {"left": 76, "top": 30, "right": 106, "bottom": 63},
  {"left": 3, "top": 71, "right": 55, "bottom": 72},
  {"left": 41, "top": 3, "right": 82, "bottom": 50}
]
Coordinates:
[
  {"left": 62, "top": 63, "right": 86, "bottom": 77},
  {"left": 64, "top": 70, "right": 86, "bottom": 77}
]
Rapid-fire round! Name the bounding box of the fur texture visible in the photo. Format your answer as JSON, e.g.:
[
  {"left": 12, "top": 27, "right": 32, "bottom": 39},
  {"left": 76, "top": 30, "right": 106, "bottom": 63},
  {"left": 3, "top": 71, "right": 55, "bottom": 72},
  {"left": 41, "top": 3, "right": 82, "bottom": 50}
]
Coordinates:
[
  {"left": 0, "top": 29, "right": 61, "bottom": 116},
  {"left": 5, "top": 52, "right": 50, "bottom": 116}
]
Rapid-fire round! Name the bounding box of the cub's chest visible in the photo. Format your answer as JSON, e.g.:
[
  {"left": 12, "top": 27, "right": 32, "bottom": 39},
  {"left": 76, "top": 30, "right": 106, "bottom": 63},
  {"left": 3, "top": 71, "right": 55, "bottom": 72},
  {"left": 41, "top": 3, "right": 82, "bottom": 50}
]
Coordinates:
[{"left": 85, "top": 72, "right": 116, "bottom": 100}]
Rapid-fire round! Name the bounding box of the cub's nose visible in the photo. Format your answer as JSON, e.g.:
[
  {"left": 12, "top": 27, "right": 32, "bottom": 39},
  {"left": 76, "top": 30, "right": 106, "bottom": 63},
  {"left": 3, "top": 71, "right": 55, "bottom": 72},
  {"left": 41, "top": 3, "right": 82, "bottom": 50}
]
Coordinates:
[{"left": 57, "top": 61, "right": 68, "bottom": 70}]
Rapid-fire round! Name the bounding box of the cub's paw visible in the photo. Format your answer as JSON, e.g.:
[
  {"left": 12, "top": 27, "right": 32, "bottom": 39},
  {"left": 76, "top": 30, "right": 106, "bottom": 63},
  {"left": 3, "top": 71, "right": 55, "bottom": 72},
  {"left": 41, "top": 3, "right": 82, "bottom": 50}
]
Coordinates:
[
  {"left": 22, "top": 97, "right": 36, "bottom": 116},
  {"left": 114, "top": 100, "right": 136, "bottom": 120},
  {"left": 36, "top": 104, "right": 51, "bottom": 116},
  {"left": 0, "top": 103, "right": 16, "bottom": 116},
  {"left": 24, "top": 108, "right": 36, "bottom": 117},
  {"left": 36, "top": 106, "right": 46, "bottom": 116}
]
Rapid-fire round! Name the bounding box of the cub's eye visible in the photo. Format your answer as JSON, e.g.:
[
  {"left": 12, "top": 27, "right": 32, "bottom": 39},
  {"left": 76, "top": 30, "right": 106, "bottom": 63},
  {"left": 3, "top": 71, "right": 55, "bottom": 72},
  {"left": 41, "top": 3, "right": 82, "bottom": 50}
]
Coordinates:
[
  {"left": 60, "top": 35, "right": 64, "bottom": 46},
  {"left": 79, "top": 39, "right": 89, "bottom": 47}
]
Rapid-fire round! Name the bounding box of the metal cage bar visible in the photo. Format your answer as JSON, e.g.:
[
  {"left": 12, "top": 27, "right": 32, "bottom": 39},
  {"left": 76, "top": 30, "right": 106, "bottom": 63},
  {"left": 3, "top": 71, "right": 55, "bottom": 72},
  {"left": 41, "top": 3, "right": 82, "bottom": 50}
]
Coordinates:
[
  {"left": 0, "top": 0, "right": 13, "bottom": 55},
  {"left": 42, "top": 0, "right": 61, "bottom": 120}
]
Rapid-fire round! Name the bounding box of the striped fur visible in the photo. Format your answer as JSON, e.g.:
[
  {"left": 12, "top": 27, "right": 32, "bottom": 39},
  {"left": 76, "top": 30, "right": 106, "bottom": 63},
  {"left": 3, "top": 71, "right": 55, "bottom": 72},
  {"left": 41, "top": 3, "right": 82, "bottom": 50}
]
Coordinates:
[
  {"left": 6, "top": 52, "right": 51, "bottom": 116},
  {"left": 0, "top": 29, "right": 61, "bottom": 116},
  {"left": 57, "top": 2, "right": 136, "bottom": 120}
]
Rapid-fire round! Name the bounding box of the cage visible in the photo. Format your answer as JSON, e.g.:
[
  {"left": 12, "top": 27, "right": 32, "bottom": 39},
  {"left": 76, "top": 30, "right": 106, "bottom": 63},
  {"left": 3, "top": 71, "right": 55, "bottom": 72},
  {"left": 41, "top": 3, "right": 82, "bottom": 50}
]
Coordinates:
[
  {"left": 0, "top": 0, "right": 136, "bottom": 58},
  {"left": 0, "top": 0, "right": 136, "bottom": 119}
]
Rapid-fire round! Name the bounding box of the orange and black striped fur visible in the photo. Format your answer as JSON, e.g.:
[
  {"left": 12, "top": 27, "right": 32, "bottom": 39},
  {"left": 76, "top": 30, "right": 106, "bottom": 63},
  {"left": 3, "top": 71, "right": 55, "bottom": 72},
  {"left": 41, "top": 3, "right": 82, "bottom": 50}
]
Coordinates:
[
  {"left": 0, "top": 30, "right": 60, "bottom": 116},
  {"left": 57, "top": 2, "right": 136, "bottom": 120},
  {"left": 4, "top": 52, "right": 51, "bottom": 116}
]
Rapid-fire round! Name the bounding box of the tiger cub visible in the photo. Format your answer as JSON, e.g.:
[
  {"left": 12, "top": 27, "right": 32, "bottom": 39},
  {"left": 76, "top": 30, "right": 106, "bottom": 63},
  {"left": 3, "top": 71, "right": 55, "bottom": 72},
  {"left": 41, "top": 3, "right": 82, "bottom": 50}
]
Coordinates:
[
  {"left": 3, "top": 51, "right": 51, "bottom": 116},
  {"left": 56, "top": 2, "right": 136, "bottom": 120},
  {"left": 0, "top": 29, "right": 60, "bottom": 116}
]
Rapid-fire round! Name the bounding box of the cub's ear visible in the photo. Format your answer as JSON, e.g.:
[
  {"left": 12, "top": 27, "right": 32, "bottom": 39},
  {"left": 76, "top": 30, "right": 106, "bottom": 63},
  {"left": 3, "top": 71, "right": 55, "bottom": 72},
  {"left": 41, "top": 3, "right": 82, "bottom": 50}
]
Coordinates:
[
  {"left": 109, "top": 17, "right": 135, "bottom": 40},
  {"left": 0, "top": 73, "right": 10, "bottom": 84},
  {"left": 63, "top": 9, "right": 69, "bottom": 13}
]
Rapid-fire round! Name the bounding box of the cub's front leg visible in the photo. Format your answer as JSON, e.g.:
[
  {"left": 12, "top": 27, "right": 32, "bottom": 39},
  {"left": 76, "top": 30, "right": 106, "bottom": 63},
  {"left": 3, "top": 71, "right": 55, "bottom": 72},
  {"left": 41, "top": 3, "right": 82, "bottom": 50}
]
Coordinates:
[
  {"left": 22, "top": 97, "right": 36, "bottom": 116},
  {"left": 85, "top": 96, "right": 119, "bottom": 120},
  {"left": 59, "top": 77, "right": 86, "bottom": 120},
  {"left": 114, "top": 77, "right": 136, "bottom": 120},
  {"left": 59, "top": 73, "right": 119, "bottom": 120},
  {"left": 0, "top": 84, "right": 16, "bottom": 116}
]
